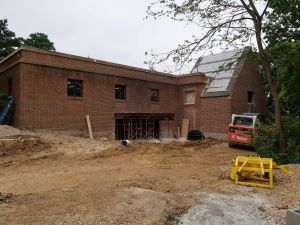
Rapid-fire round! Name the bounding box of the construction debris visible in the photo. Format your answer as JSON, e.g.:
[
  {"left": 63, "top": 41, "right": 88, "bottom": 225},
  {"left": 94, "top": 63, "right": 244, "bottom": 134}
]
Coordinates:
[
  {"left": 0, "top": 125, "right": 39, "bottom": 153},
  {"left": 0, "top": 125, "right": 21, "bottom": 137},
  {"left": 86, "top": 114, "right": 94, "bottom": 139},
  {"left": 0, "top": 125, "right": 38, "bottom": 138},
  {"left": 181, "top": 119, "right": 189, "bottom": 138},
  {"left": 121, "top": 140, "right": 130, "bottom": 147}
]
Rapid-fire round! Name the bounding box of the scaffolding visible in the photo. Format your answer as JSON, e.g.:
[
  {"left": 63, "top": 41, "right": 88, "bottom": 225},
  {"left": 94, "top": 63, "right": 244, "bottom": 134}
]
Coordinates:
[{"left": 115, "top": 118, "right": 160, "bottom": 140}]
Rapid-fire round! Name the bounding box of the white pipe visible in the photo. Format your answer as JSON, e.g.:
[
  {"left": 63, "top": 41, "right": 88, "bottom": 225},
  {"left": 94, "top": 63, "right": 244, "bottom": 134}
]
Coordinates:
[{"left": 121, "top": 140, "right": 130, "bottom": 147}]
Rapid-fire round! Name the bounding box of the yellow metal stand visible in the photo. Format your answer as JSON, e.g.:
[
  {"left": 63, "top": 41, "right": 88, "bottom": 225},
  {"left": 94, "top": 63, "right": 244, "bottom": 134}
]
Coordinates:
[{"left": 230, "top": 156, "right": 289, "bottom": 188}]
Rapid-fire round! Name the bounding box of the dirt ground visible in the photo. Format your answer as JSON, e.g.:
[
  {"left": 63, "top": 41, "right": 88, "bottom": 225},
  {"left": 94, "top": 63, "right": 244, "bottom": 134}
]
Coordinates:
[{"left": 0, "top": 132, "right": 299, "bottom": 225}]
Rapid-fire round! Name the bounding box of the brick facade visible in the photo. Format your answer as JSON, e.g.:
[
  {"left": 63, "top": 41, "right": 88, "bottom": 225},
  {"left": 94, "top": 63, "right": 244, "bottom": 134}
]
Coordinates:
[
  {"left": 231, "top": 58, "right": 268, "bottom": 115},
  {"left": 0, "top": 47, "right": 267, "bottom": 139},
  {"left": 200, "top": 96, "right": 232, "bottom": 139}
]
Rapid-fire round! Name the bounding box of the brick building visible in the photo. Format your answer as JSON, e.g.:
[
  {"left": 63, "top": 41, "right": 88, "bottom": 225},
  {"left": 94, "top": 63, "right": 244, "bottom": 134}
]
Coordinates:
[{"left": 0, "top": 47, "right": 267, "bottom": 139}]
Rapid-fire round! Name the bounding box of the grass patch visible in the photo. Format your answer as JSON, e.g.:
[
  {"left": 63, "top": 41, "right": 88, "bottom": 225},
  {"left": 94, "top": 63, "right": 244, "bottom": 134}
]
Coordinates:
[{"left": 165, "top": 213, "right": 182, "bottom": 225}]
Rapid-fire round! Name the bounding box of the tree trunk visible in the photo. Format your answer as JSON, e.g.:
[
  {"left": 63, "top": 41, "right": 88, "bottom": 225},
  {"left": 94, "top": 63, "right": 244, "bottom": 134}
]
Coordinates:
[{"left": 254, "top": 23, "right": 286, "bottom": 152}]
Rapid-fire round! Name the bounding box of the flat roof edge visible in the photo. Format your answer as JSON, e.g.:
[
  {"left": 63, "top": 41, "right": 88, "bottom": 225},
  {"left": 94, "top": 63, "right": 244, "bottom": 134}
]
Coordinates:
[
  {"left": 0, "top": 48, "right": 22, "bottom": 64},
  {"left": 2, "top": 47, "right": 179, "bottom": 78}
]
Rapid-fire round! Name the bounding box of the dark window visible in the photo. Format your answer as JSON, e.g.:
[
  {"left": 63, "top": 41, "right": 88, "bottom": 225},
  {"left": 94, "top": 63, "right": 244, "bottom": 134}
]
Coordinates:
[
  {"left": 115, "top": 85, "right": 126, "bottom": 100},
  {"left": 248, "top": 91, "right": 256, "bottom": 112},
  {"left": 150, "top": 89, "right": 159, "bottom": 102},
  {"left": 248, "top": 91, "right": 255, "bottom": 103},
  {"left": 8, "top": 78, "right": 12, "bottom": 96},
  {"left": 233, "top": 116, "right": 254, "bottom": 126},
  {"left": 67, "top": 79, "right": 83, "bottom": 97}
]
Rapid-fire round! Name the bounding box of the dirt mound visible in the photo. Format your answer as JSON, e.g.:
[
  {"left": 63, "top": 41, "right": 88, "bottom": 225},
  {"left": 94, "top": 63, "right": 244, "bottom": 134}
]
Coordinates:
[
  {"left": 86, "top": 138, "right": 224, "bottom": 160},
  {"left": 181, "top": 193, "right": 276, "bottom": 225},
  {"left": 0, "top": 125, "right": 21, "bottom": 137},
  {"left": 0, "top": 132, "right": 298, "bottom": 225},
  {"left": 0, "top": 125, "right": 38, "bottom": 138},
  {"left": 0, "top": 192, "right": 14, "bottom": 204}
]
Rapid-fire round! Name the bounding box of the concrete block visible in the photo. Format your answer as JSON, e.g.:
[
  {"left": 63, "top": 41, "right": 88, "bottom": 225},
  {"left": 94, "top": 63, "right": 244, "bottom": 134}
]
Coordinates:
[{"left": 286, "top": 207, "right": 300, "bottom": 225}]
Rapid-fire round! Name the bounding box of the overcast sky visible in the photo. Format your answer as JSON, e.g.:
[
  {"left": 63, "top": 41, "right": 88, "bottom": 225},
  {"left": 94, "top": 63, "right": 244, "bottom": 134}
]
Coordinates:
[{"left": 1, "top": 0, "right": 210, "bottom": 74}]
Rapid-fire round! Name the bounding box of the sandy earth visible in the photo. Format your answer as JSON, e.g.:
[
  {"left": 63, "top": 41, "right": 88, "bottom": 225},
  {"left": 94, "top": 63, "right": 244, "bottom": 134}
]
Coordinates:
[{"left": 0, "top": 132, "right": 299, "bottom": 225}]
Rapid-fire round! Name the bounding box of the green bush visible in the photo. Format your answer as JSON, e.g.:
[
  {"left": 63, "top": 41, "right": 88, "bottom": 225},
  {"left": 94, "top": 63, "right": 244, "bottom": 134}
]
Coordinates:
[
  {"left": 0, "top": 92, "right": 15, "bottom": 125},
  {"left": 253, "top": 116, "right": 300, "bottom": 164},
  {"left": 164, "top": 214, "right": 181, "bottom": 225}
]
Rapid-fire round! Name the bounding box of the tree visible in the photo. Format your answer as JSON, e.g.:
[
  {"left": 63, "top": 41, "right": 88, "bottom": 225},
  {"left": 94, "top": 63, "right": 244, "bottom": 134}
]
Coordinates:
[
  {"left": 0, "top": 19, "right": 23, "bottom": 60},
  {"left": 23, "top": 32, "right": 55, "bottom": 51},
  {"left": 264, "top": 0, "right": 300, "bottom": 47},
  {"left": 264, "top": 0, "right": 300, "bottom": 115},
  {"left": 270, "top": 42, "right": 300, "bottom": 116},
  {"left": 146, "top": 0, "right": 288, "bottom": 151}
]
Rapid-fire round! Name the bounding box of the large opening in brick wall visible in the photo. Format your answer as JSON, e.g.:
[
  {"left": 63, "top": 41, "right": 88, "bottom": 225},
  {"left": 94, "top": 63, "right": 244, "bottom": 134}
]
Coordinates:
[{"left": 114, "top": 113, "right": 174, "bottom": 140}]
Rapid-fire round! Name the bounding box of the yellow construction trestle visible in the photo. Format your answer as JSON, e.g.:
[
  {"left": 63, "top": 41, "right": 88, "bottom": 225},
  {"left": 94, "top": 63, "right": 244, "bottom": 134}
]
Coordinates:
[{"left": 230, "top": 156, "right": 289, "bottom": 188}]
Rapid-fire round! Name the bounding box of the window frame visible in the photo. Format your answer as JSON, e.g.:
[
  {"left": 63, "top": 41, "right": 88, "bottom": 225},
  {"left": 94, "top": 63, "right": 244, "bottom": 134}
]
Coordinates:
[
  {"left": 150, "top": 88, "right": 159, "bottom": 102},
  {"left": 184, "top": 90, "right": 196, "bottom": 105},
  {"left": 67, "top": 79, "right": 83, "bottom": 98},
  {"left": 115, "top": 84, "right": 127, "bottom": 100}
]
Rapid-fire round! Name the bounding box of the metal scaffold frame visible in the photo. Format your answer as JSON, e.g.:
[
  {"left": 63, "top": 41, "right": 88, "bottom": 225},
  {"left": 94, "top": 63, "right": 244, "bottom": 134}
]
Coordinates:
[{"left": 115, "top": 118, "right": 160, "bottom": 140}]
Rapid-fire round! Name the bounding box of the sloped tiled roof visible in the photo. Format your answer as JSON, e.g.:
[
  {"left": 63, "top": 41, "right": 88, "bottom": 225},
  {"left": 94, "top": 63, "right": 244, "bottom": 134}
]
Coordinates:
[{"left": 191, "top": 48, "right": 248, "bottom": 97}]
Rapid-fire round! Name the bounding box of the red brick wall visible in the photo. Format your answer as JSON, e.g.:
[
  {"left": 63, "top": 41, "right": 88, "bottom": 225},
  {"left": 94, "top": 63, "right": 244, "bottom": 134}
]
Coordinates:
[
  {"left": 160, "top": 120, "right": 177, "bottom": 138},
  {"left": 199, "top": 58, "right": 267, "bottom": 136},
  {"left": 199, "top": 96, "right": 232, "bottom": 134},
  {"left": 19, "top": 63, "right": 179, "bottom": 138},
  {"left": 0, "top": 50, "right": 22, "bottom": 72},
  {"left": 0, "top": 65, "right": 22, "bottom": 127},
  {"left": 178, "top": 84, "right": 206, "bottom": 132},
  {"left": 21, "top": 49, "right": 179, "bottom": 85},
  {"left": 231, "top": 58, "right": 268, "bottom": 115},
  {"left": 0, "top": 48, "right": 267, "bottom": 139}
]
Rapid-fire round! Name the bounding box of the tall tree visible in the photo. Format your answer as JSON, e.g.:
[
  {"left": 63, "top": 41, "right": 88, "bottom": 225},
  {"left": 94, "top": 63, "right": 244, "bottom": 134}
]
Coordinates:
[
  {"left": 268, "top": 42, "right": 300, "bottom": 116},
  {"left": 264, "top": 0, "right": 300, "bottom": 116},
  {"left": 23, "top": 32, "right": 55, "bottom": 51},
  {"left": 264, "top": 0, "right": 300, "bottom": 47},
  {"left": 146, "top": 0, "right": 288, "bottom": 151},
  {"left": 0, "top": 19, "right": 23, "bottom": 60}
]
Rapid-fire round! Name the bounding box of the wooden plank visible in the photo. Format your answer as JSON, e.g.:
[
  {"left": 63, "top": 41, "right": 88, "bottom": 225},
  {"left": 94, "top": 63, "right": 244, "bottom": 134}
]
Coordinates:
[
  {"left": 181, "top": 118, "right": 189, "bottom": 138},
  {"left": 86, "top": 114, "right": 94, "bottom": 139},
  {"left": 177, "top": 126, "right": 181, "bottom": 139}
]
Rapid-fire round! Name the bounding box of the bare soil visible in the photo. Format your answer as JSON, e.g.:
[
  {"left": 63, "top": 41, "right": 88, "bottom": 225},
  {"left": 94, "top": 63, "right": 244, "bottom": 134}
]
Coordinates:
[{"left": 0, "top": 132, "right": 299, "bottom": 225}]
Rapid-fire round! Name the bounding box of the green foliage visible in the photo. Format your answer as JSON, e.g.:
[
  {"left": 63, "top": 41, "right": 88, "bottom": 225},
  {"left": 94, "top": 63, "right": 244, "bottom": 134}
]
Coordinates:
[
  {"left": 253, "top": 116, "right": 300, "bottom": 164},
  {"left": 270, "top": 42, "right": 300, "bottom": 116},
  {"left": 264, "top": 0, "right": 300, "bottom": 47},
  {"left": 262, "top": 1, "right": 300, "bottom": 117},
  {"left": 0, "top": 92, "right": 15, "bottom": 125},
  {"left": 0, "top": 19, "right": 23, "bottom": 60},
  {"left": 164, "top": 214, "right": 181, "bottom": 225},
  {"left": 23, "top": 32, "right": 55, "bottom": 51},
  {"left": 0, "top": 19, "right": 56, "bottom": 60},
  {"left": 258, "top": 1, "right": 300, "bottom": 156}
]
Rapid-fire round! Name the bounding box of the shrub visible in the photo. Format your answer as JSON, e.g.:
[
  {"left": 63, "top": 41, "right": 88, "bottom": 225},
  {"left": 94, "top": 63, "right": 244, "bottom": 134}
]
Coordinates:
[{"left": 253, "top": 116, "right": 300, "bottom": 164}]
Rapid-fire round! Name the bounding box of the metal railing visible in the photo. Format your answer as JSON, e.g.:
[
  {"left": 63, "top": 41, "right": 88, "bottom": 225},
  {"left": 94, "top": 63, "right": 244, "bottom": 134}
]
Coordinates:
[{"left": 0, "top": 96, "right": 14, "bottom": 125}]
